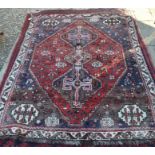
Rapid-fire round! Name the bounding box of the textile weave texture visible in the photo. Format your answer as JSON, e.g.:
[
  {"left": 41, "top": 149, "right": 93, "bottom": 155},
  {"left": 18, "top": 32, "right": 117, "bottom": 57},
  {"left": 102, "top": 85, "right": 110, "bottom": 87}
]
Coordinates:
[{"left": 0, "top": 9, "right": 155, "bottom": 147}]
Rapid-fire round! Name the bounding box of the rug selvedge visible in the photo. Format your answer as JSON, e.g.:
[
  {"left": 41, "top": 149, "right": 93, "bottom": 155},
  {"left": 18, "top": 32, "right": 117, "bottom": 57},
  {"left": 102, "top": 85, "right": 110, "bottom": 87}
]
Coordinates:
[{"left": 0, "top": 10, "right": 155, "bottom": 146}]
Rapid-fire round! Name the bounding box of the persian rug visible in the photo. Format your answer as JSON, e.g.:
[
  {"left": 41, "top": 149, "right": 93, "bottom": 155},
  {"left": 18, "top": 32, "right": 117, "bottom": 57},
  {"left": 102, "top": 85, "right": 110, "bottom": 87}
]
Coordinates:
[{"left": 0, "top": 9, "right": 155, "bottom": 147}]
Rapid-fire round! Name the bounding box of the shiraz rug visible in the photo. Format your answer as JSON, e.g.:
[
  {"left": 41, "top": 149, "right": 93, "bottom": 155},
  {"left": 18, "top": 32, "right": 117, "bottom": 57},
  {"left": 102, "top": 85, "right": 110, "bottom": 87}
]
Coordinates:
[{"left": 0, "top": 9, "right": 155, "bottom": 147}]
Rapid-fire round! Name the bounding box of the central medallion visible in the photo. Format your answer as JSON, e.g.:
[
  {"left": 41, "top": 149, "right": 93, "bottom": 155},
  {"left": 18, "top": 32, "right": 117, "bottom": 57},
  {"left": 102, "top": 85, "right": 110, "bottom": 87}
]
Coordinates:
[{"left": 53, "top": 44, "right": 101, "bottom": 108}]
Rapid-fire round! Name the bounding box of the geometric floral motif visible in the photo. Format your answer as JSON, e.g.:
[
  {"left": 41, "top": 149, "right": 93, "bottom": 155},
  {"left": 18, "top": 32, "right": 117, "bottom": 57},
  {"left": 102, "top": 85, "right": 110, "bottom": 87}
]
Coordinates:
[
  {"left": 55, "top": 62, "right": 67, "bottom": 68},
  {"left": 100, "top": 117, "right": 114, "bottom": 127},
  {"left": 118, "top": 105, "right": 147, "bottom": 126},
  {"left": 103, "top": 17, "right": 121, "bottom": 26},
  {"left": 44, "top": 114, "right": 59, "bottom": 127},
  {"left": 11, "top": 104, "right": 39, "bottom": 125},
  {"left": 41, "top": 18, "right": 59, "bottom": 29},
  {"left": 92, "top": 61, "right": 103, "bottom": 68}
]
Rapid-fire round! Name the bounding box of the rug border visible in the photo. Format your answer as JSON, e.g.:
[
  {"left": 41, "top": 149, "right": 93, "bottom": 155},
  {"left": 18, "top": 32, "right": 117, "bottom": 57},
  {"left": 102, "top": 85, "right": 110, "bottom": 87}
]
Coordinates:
[
  {"left": 0, "top": 136, "right": 155, "bottom": 147},
  {"left": 31, "top": 8, "right": 126, "bottom": 16},
  {"left": 133, "top": 18, "right": 155, "bottom": 80}
]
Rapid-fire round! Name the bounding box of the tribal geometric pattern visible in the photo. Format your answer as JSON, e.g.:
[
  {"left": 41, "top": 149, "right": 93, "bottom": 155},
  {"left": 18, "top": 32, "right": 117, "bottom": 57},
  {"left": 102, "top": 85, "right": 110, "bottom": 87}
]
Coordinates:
[{"left": 0, "top": 9, "right": 155, "bottom": 146}]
